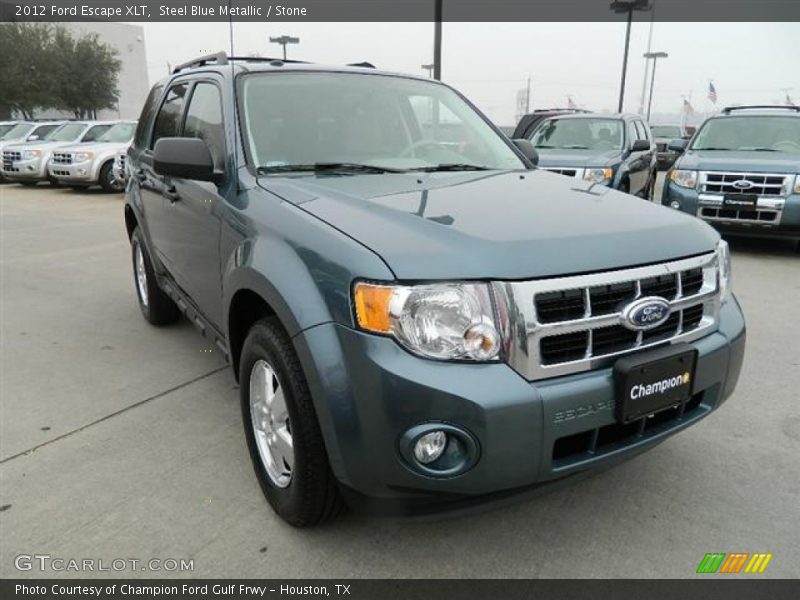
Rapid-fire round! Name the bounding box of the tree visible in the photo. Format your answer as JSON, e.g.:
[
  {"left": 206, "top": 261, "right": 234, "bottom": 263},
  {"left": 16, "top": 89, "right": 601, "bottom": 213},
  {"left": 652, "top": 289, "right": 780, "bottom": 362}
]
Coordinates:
[
  {"left": 0, "top": 23, "right": 122, "bottom": 119},
  {"left": 0, "top": 23, "right": 58, "bottom": 119},
  {"left": 51, "top": 29, "right": 122, "bottom": 119}
]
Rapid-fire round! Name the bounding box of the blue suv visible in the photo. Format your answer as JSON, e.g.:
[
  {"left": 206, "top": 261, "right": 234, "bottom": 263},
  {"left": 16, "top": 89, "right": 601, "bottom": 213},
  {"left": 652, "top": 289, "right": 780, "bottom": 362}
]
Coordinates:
[{"left": 662, "top": 105, "right": 800, "bottom": 245}]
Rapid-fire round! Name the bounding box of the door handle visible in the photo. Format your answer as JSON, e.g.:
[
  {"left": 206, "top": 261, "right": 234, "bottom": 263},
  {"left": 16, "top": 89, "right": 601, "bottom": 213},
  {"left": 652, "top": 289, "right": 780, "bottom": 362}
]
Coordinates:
[{"left": 163, "top": 185, "right": 180, "bottom": 203}]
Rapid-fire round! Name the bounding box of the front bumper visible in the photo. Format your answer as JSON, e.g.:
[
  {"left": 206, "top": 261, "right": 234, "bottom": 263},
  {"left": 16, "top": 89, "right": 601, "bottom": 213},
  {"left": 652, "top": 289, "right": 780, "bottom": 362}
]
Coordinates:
[
  {"left": 48, "top": 161, "right": 97, "bottom": 184},
  {"left": 293, "top": 298, "right": 746, "bottom": 516},
  {"left": 661, "top": 179, "right": 800, "bottom": 240},
  {"left": 1, "top": 157, "right": 48, "bottom": 181}
]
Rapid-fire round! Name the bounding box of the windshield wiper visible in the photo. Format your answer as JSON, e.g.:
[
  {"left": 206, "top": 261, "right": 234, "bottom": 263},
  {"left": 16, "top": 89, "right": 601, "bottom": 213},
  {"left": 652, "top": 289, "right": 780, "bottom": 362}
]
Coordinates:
[
  {"left": 740, "top": 147, "right": 779, "bottom": 152},
  {"left": 693, "top": 147, "right": 733, "bottom": 151},
  {"left": 563, "top": 144, "right": 590, "bottom": 149},
  {"left": 257, "top": 162, "right": 407, "bottom": 175},
  {"left": 408, "top": 163, "right": 494, "bottom": 172}
]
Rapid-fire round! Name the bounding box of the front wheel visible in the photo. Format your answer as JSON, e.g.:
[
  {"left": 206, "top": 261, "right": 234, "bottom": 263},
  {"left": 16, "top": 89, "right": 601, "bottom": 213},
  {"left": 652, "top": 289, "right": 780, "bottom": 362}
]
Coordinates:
[
  {"left": 240, "top": 318, "right": 344, "bottom": 527},
  {"left": 130, "top": 227, "right": 180, "bottom": 326},
  {"left": 99, "top": 161, "right": 122, "bottom": 193}
]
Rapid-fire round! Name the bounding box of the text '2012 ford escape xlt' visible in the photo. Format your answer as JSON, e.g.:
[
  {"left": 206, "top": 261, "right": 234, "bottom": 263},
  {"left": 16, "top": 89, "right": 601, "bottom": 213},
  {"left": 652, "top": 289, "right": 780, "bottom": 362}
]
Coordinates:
[{"left": 124, "top": 54, "right": 745, "bottom": 526}]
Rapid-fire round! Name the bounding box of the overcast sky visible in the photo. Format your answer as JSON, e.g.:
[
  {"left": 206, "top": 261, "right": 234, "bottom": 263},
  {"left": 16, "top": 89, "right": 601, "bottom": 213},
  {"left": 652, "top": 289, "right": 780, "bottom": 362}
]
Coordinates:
[{"left": 141, "top": 21, "right": 799, "bottom": 125}]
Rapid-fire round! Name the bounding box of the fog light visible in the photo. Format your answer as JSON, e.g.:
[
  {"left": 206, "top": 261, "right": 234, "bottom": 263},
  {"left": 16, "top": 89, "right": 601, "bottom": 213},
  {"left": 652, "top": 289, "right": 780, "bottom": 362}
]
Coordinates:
[
  {"left": 670, "top": 201, "right": 681, "bottom": 209},
  {"left": 77, "top": 168, "right": 87, "bottom": 176},
  {"left": 413, "top": 431, "right": 447, "bottom": 464}
]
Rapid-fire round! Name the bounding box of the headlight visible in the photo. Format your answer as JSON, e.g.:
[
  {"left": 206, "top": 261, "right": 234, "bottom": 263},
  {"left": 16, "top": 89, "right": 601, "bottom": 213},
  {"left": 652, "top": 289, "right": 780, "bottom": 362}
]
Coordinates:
[
  {"left": 22, "top": 149, "right": 41, "bottom": 160},
  {"left": 353, "top": 281, "right": 501, "bottom": 361},
  {"left": 583, "top": 167, "right": 613, "bottom": 184},
  {"left": 73, "top": 152, "right": 94, "bottom": 163},
  {"left": 716, "top": 239, "right": 732, "bottom": 303},
  {"left": 670, "top": 169, "right": 698, "bottom": 189}
]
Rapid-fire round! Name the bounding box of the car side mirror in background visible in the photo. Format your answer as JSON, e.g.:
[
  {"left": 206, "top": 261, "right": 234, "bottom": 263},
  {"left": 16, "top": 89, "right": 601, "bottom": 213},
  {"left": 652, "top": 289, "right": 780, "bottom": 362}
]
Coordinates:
[
  {"left": 512, "top": 139, "right": 539, "bottom": 166},
  {"left": 631, "top": 139, "right": 651, "bottom": 152},
  {"left": 26, "top": 135, "right": 39, "bottom": 142},
  {"left": 153, "top": 137, "right": 215, "bottom": 181},
  {"left": 668, "top": 139, "right": 689, "bottom": 153}
]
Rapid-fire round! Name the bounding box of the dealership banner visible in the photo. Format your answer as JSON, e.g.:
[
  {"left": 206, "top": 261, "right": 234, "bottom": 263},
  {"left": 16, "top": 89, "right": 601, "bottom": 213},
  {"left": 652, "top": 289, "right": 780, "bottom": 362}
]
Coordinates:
[
  {"left": 1, "top": 0, "right": 800, "bottom": 22},
  {"left": 3, "top": 580, "right": 800, "bottom": 599}
]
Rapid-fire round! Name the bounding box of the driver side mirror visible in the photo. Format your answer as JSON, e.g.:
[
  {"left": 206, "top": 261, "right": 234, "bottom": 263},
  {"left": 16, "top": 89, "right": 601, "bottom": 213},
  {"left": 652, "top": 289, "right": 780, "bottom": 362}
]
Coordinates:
[
  {"left": 153, "top": 137, "right": 216, "bottom": 181},
  {"left": 26, "top": 135, "right": 39, "bottom": 142},
  {"left": 668, "top": 139, "right": 689, "bottom": 153},
  {"left": 631, "top": 139, "right": 651, "bottom": 152},
  {"left": 512, "top": 139, "right": 539, "bottom": 166}
]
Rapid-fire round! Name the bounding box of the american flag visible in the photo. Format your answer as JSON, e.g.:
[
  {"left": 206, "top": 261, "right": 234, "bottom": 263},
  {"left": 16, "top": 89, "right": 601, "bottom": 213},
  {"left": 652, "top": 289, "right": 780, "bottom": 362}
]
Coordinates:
[{"left": 707, "top": 81, "right": 717, "bottom": 104}]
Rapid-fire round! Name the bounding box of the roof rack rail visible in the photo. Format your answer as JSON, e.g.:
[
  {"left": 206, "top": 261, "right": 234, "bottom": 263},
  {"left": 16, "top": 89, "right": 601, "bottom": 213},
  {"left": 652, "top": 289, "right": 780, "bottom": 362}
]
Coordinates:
[
  {"left": 347, "top": 61, "right": 376, "bottom": 69},
  {"left": 721, "top": 104, "right": 800, "bottom": 114},
  {"left": 172, "top": 52, "right": 229, "bottom": 74},
  {"left": 532, "top": 108, "right": 590, "bottom": 113},
  {"left": 228, "top": 56, "right": 310, "bottom": 65}
]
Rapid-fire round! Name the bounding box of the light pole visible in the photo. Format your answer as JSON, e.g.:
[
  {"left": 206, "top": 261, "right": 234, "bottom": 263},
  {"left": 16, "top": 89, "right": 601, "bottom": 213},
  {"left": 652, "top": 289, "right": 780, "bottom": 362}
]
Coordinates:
[
  {"left": 610, "top": 0, "right": 651, "bottom": 113},
  {"left": 433, "top": 0, "right": 443, "bottom": 80},
  {"left": 421, "top": 64, "right": 435, "bottom": 78},
  {"left": 643, "top": 51, "right": 668, "bottom": 121},
  {"left": 269, "top": 35, "right": 300, "bottom": 60}
]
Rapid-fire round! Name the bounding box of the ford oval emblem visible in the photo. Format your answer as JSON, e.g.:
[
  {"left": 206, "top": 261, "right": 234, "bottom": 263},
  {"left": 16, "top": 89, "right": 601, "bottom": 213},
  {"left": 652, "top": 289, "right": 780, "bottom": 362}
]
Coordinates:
[
  {"left": 732, "top": 179, "right": 754, "bottom": 190},
  {"left": 621, "top": 296, "right": 671, "bottom": 331}
]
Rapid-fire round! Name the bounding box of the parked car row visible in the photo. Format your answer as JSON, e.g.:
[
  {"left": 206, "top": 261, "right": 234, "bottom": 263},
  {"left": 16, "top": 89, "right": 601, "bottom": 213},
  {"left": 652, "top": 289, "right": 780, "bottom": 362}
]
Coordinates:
[{"left": 0, "top": 119, "right": 136, "bottom": 192}]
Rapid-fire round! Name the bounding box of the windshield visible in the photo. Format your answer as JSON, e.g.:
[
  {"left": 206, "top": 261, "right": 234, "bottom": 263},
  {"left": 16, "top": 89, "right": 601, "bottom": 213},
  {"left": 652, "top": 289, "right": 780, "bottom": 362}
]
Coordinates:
[
  {"left": 0, "top": 124, "right": 16, "bottom": 138},
  {"left": 45, "top": 123, "right": 87, "bottom": 142},
  {"left": 650, "top": 125, "right": 682, "bottom": 138},
  {"left": 0, "top": 123, "right": 34, "bottom": 141},
  {"left": 240, "top": 72, "right": 524, "bottom": 172},
  {"left": 531, "top": 118, "right": 624, "bottom": 150},
  {"left": 98, "top": 122, "right": 136, "bottom": 143},
  {"left": 691, "top": 116, "right": 800, "bottom": 152}
]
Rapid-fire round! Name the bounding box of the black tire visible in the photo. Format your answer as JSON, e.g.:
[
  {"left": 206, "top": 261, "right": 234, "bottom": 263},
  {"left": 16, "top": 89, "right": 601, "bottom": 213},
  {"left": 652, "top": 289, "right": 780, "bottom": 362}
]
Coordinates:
[
  {"left": 99, "top": 161, "right": 121, "bottom": 193},
  {"left": 130, "top": 227, "right": 180, "bottom": 326},
  {"left": 240, "top": 318, "right": 344, "bottom": 527},
  {"left": 618, "top": 179, "right": 630, "bottom": 194}
]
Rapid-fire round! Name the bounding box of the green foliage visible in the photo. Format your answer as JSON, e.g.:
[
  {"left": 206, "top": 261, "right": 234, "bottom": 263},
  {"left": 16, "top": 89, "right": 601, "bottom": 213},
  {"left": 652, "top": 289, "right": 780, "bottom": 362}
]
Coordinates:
[{"left": 0, "top": 23, "right": 121, "bottom": 119}]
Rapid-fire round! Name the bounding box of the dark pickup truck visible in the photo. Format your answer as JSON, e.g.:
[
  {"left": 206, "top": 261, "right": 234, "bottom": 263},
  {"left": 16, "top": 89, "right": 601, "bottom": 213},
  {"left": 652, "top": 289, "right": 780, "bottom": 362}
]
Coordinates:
[{"left": 124, "top": 53, "right": 745, "bottom": 526}]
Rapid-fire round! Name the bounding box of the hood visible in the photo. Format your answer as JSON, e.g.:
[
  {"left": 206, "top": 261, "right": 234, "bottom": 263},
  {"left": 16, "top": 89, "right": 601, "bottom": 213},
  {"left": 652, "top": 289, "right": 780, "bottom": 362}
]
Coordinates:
[
  {"left": 258, "top": 169, "right": 718, "bottom": 280},
  {"left": 535, "top": 148, "right": 621, "bottom": 169},
  {"left": 56, "top": 141, "right": 130, "bottom": 154},
  {"left": 676, "top": 150, "right": 800, "bottom": 174},
  {"left": 3, "top": 141, "right": 74, "bottom": 153}
]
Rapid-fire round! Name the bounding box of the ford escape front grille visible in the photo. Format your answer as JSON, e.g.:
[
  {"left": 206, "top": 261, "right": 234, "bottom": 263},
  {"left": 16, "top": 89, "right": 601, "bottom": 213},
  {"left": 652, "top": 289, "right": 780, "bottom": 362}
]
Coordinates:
[{"left": 493, "top": 253, "right": 721, "bottom": 380}]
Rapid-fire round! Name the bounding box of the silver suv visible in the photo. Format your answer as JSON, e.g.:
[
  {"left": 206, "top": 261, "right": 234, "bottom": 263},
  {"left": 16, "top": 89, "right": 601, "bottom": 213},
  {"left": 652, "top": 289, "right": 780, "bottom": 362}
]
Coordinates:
[
  {"left": 0, "top": 121, "right": 64, "bottom": 183},
  {"left": 48, "top": 121, "right": 137, "bottom": 192},
  {"left": 1, "top": 121, "right": 115, "bottom": 186}
]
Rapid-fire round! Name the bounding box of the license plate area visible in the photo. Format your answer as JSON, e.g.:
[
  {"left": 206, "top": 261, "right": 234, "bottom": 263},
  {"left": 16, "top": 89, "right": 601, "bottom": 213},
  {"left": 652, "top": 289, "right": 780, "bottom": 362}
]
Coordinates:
[
  {"left": 723, "top": 193, "right": 758, "bottom": 209},
  {"left": 614, "top": 344, "right": 697, "bottom": 423}
]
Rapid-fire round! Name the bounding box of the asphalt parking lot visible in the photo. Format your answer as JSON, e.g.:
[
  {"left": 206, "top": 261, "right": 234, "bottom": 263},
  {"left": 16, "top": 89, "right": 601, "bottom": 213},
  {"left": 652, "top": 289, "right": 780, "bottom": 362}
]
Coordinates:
[{"left": 1, "top": 176, "right": 799, "bottom": 579}]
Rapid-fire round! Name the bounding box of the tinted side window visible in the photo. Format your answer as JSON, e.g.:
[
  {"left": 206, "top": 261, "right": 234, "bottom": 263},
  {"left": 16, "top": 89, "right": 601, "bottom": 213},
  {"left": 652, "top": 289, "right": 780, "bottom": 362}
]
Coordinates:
[
  {"left": 183, "top": 82, "right": 225, "bottom": 171},
  {"left": 134, "top": 84, "right": 164, "bottom": 148},
  {"left": 31, "top": 124, "right": 57, "bottom": 139},
  {"left": 151, "top": 83, "right": 190, "bottom": 148},
  {"left": 82, "top": 124, "right": 111, "bottom": 142},
  {"left": 635, "top": 120, "right": 650, "bottom": 142}
]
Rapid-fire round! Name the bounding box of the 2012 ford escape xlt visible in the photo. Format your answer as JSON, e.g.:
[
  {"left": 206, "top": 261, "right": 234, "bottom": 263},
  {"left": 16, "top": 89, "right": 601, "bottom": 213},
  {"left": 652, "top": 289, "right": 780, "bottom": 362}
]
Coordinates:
[{"left": 124, "top": 54, "right": 746, "bottom": 527}]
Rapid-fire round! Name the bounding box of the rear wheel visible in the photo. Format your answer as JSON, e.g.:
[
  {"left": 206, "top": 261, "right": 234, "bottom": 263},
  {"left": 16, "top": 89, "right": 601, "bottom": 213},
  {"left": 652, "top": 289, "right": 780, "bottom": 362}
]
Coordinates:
[
  {"left": 130, "top": 227, "right": 180, "bottom": 326},
  {"left": 99, "top": 161, "right": 121, "bottom": 193},
  {"left": 240, "top": 318, "right": 344, "bottom": 527}
]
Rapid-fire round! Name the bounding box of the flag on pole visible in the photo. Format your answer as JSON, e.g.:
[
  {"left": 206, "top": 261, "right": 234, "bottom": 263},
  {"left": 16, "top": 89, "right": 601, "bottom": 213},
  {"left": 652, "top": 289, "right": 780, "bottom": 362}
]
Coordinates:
[
  {"left": 567, "top": 95, "right": 577, "bottom": 110},
  {"left": 707, "top": 81, "right": 717, "bottom": 104},
  {"left": 683, "top": 98, "right": 695, "bottom": 115},
  {"left": 786, "top": 93, "right": 795, "bottom": 107}
]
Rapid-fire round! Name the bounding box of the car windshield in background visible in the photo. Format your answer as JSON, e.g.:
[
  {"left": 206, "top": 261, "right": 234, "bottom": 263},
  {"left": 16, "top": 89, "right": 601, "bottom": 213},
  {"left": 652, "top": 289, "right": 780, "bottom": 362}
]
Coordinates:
[
  {"left": 0, "top": 123, "right": 34, "bottom": 141},
  {"left": 531, "top": 118, "right": 624, "bottom": 150},
  {"left": 240, "top": 72, "right": 525, "bottom": 173},
  {"left": 691, "top": 116, "right": 800, "bottom": 152},
  {"left": 98, "top": 122, "right": 136, "bottom": 143},
  {"left": 45, "top": 123, "right": 87, "bottom": 142},
  {"left": 0, "top": 124, "right": 16, "bottom": 138},
  {"left": 650, "top": 125, "right": 683, "bottom": 138}
]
